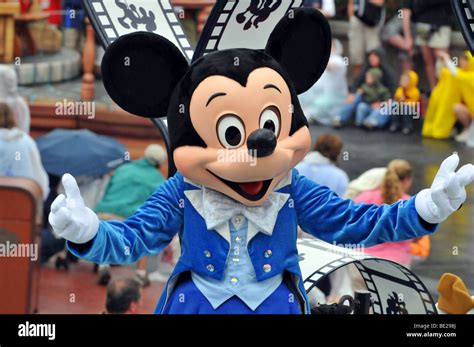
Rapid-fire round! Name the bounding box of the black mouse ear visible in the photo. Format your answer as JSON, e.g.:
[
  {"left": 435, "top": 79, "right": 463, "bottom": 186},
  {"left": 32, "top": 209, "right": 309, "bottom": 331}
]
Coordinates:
[
  {"left": 265, "top": 8, "right": 332, "bottom": 95},
  {"left": 101, "top": 32, "right": 189, "bottom": 118}
]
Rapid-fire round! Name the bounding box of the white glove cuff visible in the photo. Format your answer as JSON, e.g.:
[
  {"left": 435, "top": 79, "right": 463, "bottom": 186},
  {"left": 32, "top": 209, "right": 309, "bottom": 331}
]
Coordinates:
[
  {"left": 415, "top": 189, "right": 443, "bottom": 225},
  {"left": 75, "top": 208, "right": 100, "bottom": 244}
]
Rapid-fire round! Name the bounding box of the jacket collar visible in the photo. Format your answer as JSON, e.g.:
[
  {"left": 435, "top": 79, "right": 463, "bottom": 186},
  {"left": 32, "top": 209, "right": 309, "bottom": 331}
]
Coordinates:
[{"left": 183, "top": 172, "right": 291, "bottom": 244}]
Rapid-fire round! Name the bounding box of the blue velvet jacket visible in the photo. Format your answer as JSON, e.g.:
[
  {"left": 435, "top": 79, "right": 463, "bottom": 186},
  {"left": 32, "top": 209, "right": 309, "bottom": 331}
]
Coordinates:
[{"left": 68, "top": 169, "right": 437, "bottom": 314}]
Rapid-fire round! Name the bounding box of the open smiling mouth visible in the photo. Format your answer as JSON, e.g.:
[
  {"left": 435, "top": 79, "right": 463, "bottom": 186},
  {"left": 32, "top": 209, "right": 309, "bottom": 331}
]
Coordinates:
[{"left": 208, "top": 170, "right": 273, "bottom": 201}]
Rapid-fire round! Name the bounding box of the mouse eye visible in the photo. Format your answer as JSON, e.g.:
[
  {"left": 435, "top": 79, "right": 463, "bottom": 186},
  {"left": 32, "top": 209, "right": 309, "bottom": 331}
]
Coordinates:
[
  {"left": 217, "top": 115, "right": 245, "bottom": 149},
  {"left": 259, "top": 106, "right": 281, "bottom": 137}
]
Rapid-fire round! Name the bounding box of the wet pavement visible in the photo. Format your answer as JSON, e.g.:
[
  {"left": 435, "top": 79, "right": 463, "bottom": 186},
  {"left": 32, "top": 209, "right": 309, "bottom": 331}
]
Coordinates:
[{"left": 308, "top": 124, "right": 474, "bottom": 294}]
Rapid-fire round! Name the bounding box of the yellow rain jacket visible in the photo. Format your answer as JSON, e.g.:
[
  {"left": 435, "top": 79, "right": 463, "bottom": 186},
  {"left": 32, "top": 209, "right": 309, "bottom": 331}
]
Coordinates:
[
  {"left": 394, "top": 70, "right": 420, "bottom": 105},
  {"left": 457, "top": 53, "right": 474, "bottom": 114},
  {"left": 423, "top": 52, "right": 474, "bottom": 139}
]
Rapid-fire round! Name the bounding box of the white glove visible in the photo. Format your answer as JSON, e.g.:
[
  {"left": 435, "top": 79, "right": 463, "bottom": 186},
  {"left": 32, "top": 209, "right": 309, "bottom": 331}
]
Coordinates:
[
  {"left": 48, "top": 174, "right": 99, "bottom": 244},
  {"left": 415, "top": 153, "right": 474, "bottom": 224}
]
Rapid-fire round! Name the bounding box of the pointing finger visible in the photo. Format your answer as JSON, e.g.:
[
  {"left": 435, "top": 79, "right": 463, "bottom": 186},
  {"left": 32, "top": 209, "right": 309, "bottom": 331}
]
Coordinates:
[
  {"left": 49, "top": 206, "right": 72, "bottom": 231},
  {"left": 62, "top": 174, "right": 83, "bottom": 207},
  {"left": 50, "top": 194, "right": 66, "bottom": 213},
  {"left": 455, "top": 164, "right": 474, "bottom": 187},
  {"left": 436, "top": 153, "right": 460, "bottom": 181}
]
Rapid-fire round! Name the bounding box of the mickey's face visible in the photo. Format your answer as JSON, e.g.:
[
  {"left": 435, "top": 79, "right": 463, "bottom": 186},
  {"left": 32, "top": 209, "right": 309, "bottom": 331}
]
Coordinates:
[
  {"left": 174, "top": 67, "right": 311, "bottom": 205},
  {"left": 101, "top": 9, "right": 331, "bottom": 206}
]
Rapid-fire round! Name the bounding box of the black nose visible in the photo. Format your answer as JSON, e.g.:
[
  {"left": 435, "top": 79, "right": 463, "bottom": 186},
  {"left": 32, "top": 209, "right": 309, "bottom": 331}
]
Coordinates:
[{"left": 247, "top": 129, "right": 277, "bottom": 158}]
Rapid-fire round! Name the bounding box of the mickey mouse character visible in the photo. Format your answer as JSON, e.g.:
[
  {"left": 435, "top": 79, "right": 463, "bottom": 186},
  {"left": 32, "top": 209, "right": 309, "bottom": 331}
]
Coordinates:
[{"left": 49, "top": 9, "right": 474, "bottom": 314}]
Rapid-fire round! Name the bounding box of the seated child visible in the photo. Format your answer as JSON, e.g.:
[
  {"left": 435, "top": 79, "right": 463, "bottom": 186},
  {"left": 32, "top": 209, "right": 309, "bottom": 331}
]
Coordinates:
[
  {"left": 333, "top": 68, "right": 391, "bottom": 129},
  {"left": 389, "top": 70, "right": 421, "bottom": 135}
]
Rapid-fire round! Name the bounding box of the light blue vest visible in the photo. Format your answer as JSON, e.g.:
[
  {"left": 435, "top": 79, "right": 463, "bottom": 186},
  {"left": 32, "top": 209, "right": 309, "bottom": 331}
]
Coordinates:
[{"left": 192, "top": 216, "right": 282, "bottom": 310}]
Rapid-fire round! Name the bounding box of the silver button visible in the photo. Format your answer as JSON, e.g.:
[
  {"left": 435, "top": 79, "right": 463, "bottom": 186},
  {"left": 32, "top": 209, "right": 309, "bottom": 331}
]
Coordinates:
[
  {"left": 264, "top": 249, "right": 273, "bottom": 258},
  {"left": 232, "top": 257, "right": 240, "bottom": 263},
  {"left": 230, "top": 277, "right": 239, "bottom": 284},
  {"left": 232, "top": 215, "right": 244, "bottom": 229},
  {"left": 206, "top": 264, "right": 215, "bottom": 272},
  {"left": 204, "top": 250, "right": 211, "bottom": 258},
  {"left": 263, "top": 264, "right": 272, "bottom": 273},
  {"left": 235, "top": 236, "right": 242, "bottom": 244}
]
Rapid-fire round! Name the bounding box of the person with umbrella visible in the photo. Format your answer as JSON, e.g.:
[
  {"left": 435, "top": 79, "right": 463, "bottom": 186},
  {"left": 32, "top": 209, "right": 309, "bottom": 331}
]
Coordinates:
[
  {"left": 94, "top": 144, "right": 169, "bottom": 286},
  {"left": 37, "top": 129, "right": 127, "bottom": 270}
]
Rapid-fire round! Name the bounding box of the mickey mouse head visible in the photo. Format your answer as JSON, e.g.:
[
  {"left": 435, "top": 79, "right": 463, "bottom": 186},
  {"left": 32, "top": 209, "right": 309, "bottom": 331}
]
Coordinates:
[{"left": 101, "top": 8, "right": 331, "bottom": 206}]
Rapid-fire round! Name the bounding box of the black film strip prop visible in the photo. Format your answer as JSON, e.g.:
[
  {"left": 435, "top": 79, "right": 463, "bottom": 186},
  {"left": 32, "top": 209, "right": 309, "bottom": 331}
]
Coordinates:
[
  {"left": 85, "top": 0, "right": 120, "bottom": 44},
  {"left": 195, "top": 0, "right": 239, "bottom": 59},
  {"left": 298, "top": 238, "right": 368, "bottom": 293},
  {"left": 354, "top": 262, "right": 385, "bottom": 314},
  {"left": 82, "top": 0, "right": 193, "bottom": 61},
  {"left": 353, "top": 260, "right": 437, "bottom": 315},
  {"left": 82, "top": 0, "right": 195, "bottom": 176},
  {"left": 452, "top": 0, "right": 474, "bottom": 53},
  {"left": 194, "top": 0, "right": 305, "bottom": 61},
  {"left": 156, "top": 0, "right": 194, "bottom": 61},
  {"left": 395, "top": 262, "right": 438, "bottom": 314},
  {"left": 297, "top": 238, "right": 438, "bottom": 315},
  {"left": 303, "top": 257, "right": 360, "bottom": 293}
]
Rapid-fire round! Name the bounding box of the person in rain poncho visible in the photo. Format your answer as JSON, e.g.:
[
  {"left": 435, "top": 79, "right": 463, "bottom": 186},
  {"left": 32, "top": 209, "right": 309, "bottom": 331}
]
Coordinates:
[
  {"left": 0, "top": 65, "right": 30, "bottom": 134},
  {"left": 422, "top": 51, "right": 474, "bottom": 142},
  {"left": 0, "top": 103, "right": 49, "bottom": 199},
  {"left": 94, "top": 144, "right": 169, "bottom": 286},
  {"left": 298, "top": 39, "right": 348, "bottom": 125},
  {"left": 95, "top": 144, "right": 167, "bottom": 218},
  {"left": 453, "top": 52, "right": 474, "bottom": 147}
]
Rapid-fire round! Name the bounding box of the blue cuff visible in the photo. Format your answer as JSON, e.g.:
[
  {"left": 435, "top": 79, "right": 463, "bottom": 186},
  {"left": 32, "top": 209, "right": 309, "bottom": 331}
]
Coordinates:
[
  {"left": 406, "top": 195, "right": 439, "bottom": 235},
  {"left": 66, "top": 222, "right": 107, "bottom": 263}
]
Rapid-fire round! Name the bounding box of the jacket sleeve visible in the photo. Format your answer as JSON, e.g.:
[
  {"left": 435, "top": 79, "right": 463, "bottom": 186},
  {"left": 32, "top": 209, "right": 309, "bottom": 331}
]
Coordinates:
[
  {"left": 67, "top": 173, "right": 185, "bottom": 264},
  {"left": 382, "top": 88, "right": 392, "bottom": 102},
  {"left": 292, "top": 170, "right": 437, "bottom": 247},
  {"left": 351, "top": 70, "right": 365, "bottom": 93}
]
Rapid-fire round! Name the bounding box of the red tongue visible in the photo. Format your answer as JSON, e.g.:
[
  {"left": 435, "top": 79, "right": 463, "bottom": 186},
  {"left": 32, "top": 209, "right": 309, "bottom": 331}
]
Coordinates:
[{"left": 239, "top": 181, "right": 264, "bottom": 195}]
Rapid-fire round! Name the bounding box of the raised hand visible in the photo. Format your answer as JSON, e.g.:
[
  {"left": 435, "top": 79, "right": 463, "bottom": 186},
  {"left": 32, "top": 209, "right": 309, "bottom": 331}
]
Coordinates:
[
  {"left": 48, "top": 174, "right": 99, "bottom": 244},
  {"left": 415, "top": 153, "right": 474, "bottom": 224}
]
